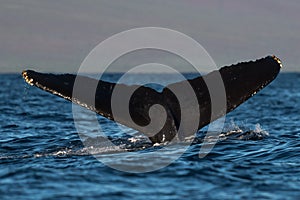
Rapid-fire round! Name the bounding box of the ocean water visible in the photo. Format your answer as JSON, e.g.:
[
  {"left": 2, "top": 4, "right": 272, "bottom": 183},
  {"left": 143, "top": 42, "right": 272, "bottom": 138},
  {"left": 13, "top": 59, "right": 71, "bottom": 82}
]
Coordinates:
[{"left": 0, "top": 73, "right": 300, "bottom": 199}]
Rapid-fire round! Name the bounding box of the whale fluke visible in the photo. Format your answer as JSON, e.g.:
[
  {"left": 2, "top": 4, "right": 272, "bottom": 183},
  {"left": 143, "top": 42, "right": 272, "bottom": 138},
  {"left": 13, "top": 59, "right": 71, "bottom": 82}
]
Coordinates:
[{"left": 22, "top": 56, "right": 282, "bottom": 143}]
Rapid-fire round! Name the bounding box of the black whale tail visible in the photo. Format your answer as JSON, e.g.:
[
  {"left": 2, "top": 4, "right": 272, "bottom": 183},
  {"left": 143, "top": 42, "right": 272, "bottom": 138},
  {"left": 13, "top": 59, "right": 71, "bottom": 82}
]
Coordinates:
[
  {"left": 22, "top": 55, "right": 282, "bottom": 143},
  {"left": 221, "top": 55, "right": 282, "bottom": 111}
]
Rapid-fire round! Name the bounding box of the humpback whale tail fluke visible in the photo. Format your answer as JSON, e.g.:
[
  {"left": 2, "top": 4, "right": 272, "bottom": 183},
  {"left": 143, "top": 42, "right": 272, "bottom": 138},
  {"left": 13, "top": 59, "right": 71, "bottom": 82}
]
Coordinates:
[{"left": 22, "top": 55, "right": 282, "bottom": 143}]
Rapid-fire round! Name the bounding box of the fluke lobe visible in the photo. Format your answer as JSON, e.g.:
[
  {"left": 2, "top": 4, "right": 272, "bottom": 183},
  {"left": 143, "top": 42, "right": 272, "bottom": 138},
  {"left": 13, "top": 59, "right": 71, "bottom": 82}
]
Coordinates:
[{"left": 22, "top": 55, "right": 282, "bottom": 143}]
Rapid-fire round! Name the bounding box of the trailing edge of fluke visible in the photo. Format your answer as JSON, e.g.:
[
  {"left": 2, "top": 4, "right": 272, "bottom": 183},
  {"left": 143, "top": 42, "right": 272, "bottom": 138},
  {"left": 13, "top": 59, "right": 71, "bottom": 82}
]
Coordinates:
[{"left": 22, "top": 55, "right": 282, "bottom": 143}]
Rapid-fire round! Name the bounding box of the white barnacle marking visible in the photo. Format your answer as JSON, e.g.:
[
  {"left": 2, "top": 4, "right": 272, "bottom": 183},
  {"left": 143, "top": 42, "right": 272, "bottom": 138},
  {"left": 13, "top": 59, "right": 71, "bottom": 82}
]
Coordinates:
[
  {"left": 23, "top": 72, "right": 34, "bottom": 86},
  {"left": 272, "top": 55, "right": 283, "bottom": 68},
  {"left": 162, "top": 134, "right": 166, "bottom": 143}
]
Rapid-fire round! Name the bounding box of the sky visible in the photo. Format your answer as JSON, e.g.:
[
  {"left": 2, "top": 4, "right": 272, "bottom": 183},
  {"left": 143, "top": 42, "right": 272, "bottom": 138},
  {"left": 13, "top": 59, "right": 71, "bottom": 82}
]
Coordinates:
[{"left": 0, "top": 0, "right": 299, "bottom": 73}]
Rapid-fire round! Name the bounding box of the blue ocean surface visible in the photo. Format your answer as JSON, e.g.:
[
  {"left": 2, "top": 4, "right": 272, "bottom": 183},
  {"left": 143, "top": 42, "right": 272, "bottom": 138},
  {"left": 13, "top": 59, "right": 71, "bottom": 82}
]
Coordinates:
[{"left": 0, "top": 73, "right": 300, "bottom": 199}]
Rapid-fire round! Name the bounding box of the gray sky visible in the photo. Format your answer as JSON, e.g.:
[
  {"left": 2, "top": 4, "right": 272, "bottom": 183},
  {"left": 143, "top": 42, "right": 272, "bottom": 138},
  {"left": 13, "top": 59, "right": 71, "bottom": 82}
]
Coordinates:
[{"left": 0, "top": 0, "right": 299, "bottom": 73}]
